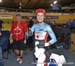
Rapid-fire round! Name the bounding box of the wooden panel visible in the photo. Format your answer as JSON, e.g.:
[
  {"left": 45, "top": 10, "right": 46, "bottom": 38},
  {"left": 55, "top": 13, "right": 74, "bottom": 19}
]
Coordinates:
[
  {"left": 0, "top": 12, "right": 75, "bottom": 30},
  {"left": 71, "top": 33, "right": 75, "bottom": 53}
]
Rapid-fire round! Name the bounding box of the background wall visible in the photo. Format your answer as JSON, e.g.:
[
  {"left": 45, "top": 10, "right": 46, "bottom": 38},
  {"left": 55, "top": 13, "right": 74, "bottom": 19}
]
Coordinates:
[{"left": 0, "top": 12, "right": 75, "bottom": 31}]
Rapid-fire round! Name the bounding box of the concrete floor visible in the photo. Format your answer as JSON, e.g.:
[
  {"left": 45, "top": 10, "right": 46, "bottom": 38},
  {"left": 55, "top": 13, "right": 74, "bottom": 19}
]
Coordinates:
[{"left": 2, "top": 48, "right": 75, "bottom": 66}]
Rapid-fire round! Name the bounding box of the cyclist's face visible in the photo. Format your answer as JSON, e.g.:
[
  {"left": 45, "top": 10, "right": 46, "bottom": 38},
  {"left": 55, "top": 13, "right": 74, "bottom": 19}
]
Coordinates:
[{"left": 36, "top": 13, "right": 45, "bottom": 23}]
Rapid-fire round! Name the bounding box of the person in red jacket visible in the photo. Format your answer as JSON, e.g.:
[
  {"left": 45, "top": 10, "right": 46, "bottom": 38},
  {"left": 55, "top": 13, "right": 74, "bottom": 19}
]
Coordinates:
[{"left": 10, "top": 14, "right": 28, "bottom": 64}]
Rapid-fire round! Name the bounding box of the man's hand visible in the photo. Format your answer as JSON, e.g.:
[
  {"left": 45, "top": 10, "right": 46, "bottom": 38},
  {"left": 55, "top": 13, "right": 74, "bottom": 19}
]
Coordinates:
[
  {"left": 10, "top": 38, "right": 13, "bottom": 44},
  {"left": 45, "top": 42, "right": 51, "bottom": 47},
  {"left": 0, "top": 32, "right": 2, "bottom": 36},
  {"left": 24, "top": 39, "right": 27, "bottom": 44},
  {"left": 35, "top": 41, "right": 39, "bottom": 46},
  {"left": 10, "top": 34, "right": 13, "bottom": 44}
]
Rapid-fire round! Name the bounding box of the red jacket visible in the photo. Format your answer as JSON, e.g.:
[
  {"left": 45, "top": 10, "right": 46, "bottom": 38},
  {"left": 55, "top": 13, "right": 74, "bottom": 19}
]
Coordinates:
[{"left": 10, "top": 21, "right": 28, "bottom": 41}]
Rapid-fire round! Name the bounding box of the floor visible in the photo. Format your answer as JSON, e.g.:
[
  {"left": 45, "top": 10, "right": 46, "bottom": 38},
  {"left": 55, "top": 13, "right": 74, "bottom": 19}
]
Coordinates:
[{"left": 2, "top": 48, "right": 75, "bottom": 66}]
